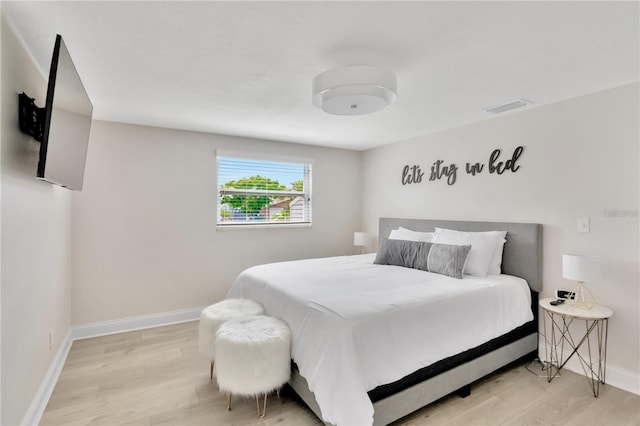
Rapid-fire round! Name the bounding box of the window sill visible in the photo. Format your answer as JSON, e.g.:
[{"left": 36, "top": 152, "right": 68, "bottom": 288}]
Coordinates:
[{"left": 216, "top": 222, "right": 312, "bottom": 231}]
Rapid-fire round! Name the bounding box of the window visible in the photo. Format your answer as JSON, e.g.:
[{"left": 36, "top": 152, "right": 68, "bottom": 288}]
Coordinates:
[{"left": 216, "top": 151, "right": 312, "bottom": 227}]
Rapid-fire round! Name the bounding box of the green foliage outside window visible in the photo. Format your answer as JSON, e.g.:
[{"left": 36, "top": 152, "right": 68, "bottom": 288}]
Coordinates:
[{"left": 221, "top": 175, "right": 288, "bottom": 216}]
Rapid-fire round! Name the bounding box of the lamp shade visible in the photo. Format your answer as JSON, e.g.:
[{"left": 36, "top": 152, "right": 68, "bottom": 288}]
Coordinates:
[
  {"left": 312, "top": 65, "right": 397, "bottom": 115},
  {"left": 353, "top": 232, "right": 370, "bottom": 247},
  {"left": 562, "top": 254, "right": 601, "bottom": 282}
]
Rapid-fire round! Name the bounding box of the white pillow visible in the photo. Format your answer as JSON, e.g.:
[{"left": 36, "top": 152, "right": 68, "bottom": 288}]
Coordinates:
[
  {"left": 388, "top": 227, "right": 434, "bottom": 242},
  {"left": 434, "top": 228, "right": 507, "bottom": 275},
  {"left": 471, "top": 230, "right": 507, "bottom": 274},
  {"left": 433, "top": 228, "right": 505, "bottom": 276},
  {"left": 486, "top": 232, "right": 507, "bottom": 274},
  {"left": 388, "top": 229, "right": 407, "bottom": 240}
]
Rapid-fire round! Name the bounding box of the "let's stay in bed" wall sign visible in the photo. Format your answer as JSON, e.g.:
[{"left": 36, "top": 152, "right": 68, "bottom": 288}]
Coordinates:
[{"left": 401, "top": 146, "right": 524, "bottom": 186}]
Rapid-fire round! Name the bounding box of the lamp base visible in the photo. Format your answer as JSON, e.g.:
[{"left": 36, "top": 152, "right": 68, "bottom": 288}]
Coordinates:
[{"left": 567, "top": 281, "right": 597, "bottom": 310}]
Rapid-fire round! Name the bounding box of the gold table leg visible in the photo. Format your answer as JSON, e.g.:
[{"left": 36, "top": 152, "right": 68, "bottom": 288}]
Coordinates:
[{"left": 544, "top": 311, "right": 608, "bottom": 397}]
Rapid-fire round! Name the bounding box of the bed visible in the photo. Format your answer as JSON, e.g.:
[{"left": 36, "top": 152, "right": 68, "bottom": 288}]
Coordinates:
[{"left": 227, "top": 218, "right": 542, "bottom": 425}]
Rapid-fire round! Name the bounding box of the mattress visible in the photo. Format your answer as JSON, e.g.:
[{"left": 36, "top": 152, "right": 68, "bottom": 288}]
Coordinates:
[{"left": 227, "top": 253, "right": 534, "bottom": 426}]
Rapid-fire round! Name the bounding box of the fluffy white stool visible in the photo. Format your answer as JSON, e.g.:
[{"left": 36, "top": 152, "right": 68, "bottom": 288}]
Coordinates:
[
  {"left": 215, "top": 315, "right": 291, "bottom": 418},
  {"left": 198, "top": 298, "right": 264, "bottom": 379}
]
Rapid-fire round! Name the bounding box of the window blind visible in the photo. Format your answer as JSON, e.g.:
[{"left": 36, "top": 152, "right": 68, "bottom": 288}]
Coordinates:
[{"left": 216, "top": 152, "right": 312, "bottom": 226}]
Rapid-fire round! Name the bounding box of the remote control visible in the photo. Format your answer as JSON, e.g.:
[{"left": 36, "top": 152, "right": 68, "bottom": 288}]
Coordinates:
[{"left": 550, "top": 299, "right": 565, "bottom": 306}]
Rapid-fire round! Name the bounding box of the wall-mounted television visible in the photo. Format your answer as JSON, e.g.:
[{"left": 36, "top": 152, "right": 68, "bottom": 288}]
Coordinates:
[{"left": 19, "top": 34, "right": 92, "bottom": 191}]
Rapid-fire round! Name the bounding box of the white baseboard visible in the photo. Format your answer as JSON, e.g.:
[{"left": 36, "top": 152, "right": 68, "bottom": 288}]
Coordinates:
[
  {"left": 602, "top": 363, "right": 640, "bottom": 395},
  {"left": 71, "top": 306, "right": 205, "bottom": 340},
  {"left": 24, "top": 306, "right": 205, "bottom": 425},
  {"left": 538, "top": 335, "right": 639, "bottom": 395},
  {"left": 21, "top": 329, "right": 73, "bottom": 426}
]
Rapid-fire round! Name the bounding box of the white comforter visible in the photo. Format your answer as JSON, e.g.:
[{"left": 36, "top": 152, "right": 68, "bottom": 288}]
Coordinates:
[{"left": 227, "top": 254, "right": 533, "bottom": 426}]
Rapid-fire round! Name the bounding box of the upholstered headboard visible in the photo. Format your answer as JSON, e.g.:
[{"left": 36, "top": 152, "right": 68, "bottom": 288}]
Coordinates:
[{"left": 379, "top": 218, "right": 543, "bottom": 292}]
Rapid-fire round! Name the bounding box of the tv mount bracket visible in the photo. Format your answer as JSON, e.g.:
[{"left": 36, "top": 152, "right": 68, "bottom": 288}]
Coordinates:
[{"left": 18, "top": 92, "right": 45, "bottom": 143}]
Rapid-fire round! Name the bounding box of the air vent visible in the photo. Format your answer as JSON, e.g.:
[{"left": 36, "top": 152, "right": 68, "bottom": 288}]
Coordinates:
[{"left": 484, "top": 99, "right": 531, "bottom": 114}]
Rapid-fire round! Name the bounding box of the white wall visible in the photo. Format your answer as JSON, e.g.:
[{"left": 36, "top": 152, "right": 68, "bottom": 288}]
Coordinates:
[
  {"left": 1, "top": 16, "right": 73, "bottom": 425},
  {"left": 71, "top": 121, "right": 362, "bottom": 325},
  {"left": 362, "top": 83, "right": 639, "bottom": 381}
]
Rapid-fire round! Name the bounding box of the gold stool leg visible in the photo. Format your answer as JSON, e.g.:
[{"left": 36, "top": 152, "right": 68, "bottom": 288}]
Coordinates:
[
  {"left": 254, "top": 393, "right": 269, "bottom": 418},
  {"left": 261, "top": 393, "right": 268, "bottom": 418},
  {"left": 256, "top": 393, "right": 268, "bottom": 419},
  {"left": 227, "top": 393, "right": 232, "bottom": 411}
]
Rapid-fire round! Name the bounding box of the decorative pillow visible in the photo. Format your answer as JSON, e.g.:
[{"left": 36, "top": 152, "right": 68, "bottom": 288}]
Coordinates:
[
  {"left": 427, "top": 243, "right": 472, "bottom": 279},
  {"left": 434, "top": 228, "right": 507, "bottom": 275},
  {"left": 388, "top": 227, "right": 434, "bottom": 242},
  {"left": 374, "top": 238, "right": 432, "bottom": 271}
]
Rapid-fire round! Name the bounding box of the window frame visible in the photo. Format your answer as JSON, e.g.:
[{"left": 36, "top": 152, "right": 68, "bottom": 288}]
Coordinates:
[{"left": 215, "top": 150, "right": 313, "bottom": 229}]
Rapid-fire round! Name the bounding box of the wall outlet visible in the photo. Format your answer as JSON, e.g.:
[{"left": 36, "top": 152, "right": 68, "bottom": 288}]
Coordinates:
[{"left": 556, "top": 289, "right": 575, "bottom": 300}]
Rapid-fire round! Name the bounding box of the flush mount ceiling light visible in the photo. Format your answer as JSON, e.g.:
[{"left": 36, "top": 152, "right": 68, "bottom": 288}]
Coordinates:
[{"left": 312, "top": 65, "right": 397, "bottom": 115}]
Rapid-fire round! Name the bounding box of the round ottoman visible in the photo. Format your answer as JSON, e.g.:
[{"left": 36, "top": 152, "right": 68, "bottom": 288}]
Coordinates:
[
  {"left": 215, "top": 315, "right": 291, "bottom": 418},
  {"left": 198, "top": 298, "right": 264, "bottom": 379}
]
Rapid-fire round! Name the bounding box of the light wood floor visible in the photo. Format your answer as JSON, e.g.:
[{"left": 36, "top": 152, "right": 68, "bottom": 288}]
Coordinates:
[{"left": 41, "top": 321, "right": 640, "bottom": 426}]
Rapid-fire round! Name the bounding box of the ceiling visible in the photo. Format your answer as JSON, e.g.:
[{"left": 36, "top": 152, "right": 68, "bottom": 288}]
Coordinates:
[{"left": 3, "top": 1, "right": 639, "bottom": 151}]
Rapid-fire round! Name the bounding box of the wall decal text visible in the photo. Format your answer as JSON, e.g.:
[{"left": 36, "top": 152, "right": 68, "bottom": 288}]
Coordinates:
[{"left": 402, "top": 146, "right": 524, "bottom": 186}]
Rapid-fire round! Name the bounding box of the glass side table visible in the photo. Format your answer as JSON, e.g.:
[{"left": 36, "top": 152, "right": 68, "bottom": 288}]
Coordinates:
[{"left": 539, "top": 298, "right": 613, "bottom": 397}]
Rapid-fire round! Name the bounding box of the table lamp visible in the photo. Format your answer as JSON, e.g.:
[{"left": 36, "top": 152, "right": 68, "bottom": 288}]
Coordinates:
[
  {"left": 354, "top": 232, "right": 370, "bottom": 254},
  {"left": 562, "top": 254, "right": 601, "bottom": 309}
]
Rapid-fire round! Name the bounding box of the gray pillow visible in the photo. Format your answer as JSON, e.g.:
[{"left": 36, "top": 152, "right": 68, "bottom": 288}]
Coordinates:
[
  {"left": 427, "top": 243, "right": 472, "bottom": 279},
  {"left": 374, "top": 238, "right": 432, "bottom": 271}
]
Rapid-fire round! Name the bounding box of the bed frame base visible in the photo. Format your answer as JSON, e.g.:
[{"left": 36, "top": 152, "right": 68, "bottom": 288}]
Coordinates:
[{"left": 288, "top": 333, "right": 537, "bottom": 426}]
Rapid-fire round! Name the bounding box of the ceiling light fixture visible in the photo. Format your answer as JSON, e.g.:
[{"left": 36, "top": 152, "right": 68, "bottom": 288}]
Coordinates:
[{"left": 312, "top": 65, "right": 397, "bottom": 115}]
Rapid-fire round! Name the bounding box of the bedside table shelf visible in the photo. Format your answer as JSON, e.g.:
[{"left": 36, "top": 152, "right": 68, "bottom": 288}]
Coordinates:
[{"left": 539, "top": 298, "right": 613, "bottom": 397}]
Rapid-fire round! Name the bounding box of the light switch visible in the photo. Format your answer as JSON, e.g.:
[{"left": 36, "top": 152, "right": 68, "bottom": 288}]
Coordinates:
[{"left": 577, "top": 217, "right": 590, "bottom": 233}]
